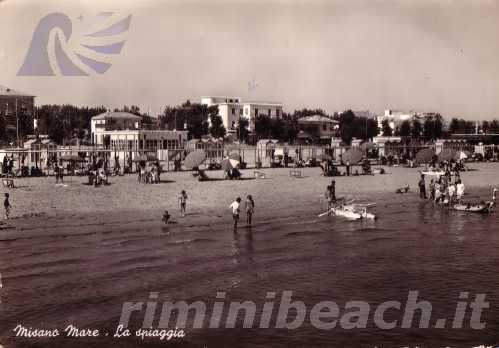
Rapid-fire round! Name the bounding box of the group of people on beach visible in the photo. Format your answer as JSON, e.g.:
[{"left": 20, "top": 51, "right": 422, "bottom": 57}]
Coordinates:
[
  {"left": 229, "top": 195, "right": 255, "bottom": 232},
  {"left": 419, "top": 170, "right": 465, "bottom": 205},
  {"left": 162, "top": 190, "right": 255, "bottom": 233},
  {"left": 138, "top": 161, "right": 161, "bottom": 184}
]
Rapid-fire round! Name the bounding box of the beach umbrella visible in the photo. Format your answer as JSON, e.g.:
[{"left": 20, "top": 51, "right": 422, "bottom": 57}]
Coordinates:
[
  {"left": 228, "top": 151, "right": 241, "bottom": 161},
  {"left": 437, "top": 148, "right": 457, "bottom": 162},
  {"left": 454, "top": 150, "right": 469, "bottom": 161},
  {"left": 183, "top": 149, "right": 206, "bottom": 169},
  {"left": 415, "top": 148, "right": 435, "bottom": 164},
  {"left": 342, "top": 148, "right": 363, "bottom": 164}
]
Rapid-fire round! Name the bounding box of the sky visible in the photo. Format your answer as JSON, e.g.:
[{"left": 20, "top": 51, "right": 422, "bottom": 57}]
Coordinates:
[{"left": 0, "top": 0, "right": 498, "bottom": 120}]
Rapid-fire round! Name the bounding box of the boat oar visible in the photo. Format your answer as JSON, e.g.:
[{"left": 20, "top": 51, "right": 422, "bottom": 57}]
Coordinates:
[{"left": 318, "top": 209, "right": 333, "bottom": 217}]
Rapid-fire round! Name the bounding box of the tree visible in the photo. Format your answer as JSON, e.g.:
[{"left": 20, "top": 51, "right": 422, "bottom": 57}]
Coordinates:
[
  {"left": 381, "top": 119, "right": 392, "bottom": 136},
  {"left": 47, "top": 115, "right": 65, "bottom": 144},
  {"left": 0, "top": 116, "right": 6, "bottom": 142},
  {"left": 363, "top": 118, "right": 379, "bottom": 140},
  {"left": 433, "top": 114, "right": 444, "bottom": 139},
  {"left": 209, "top": 114, "right": 226, "bottom": 138},
  {"left": 482, "top": 120, "right": 490, "bottom": 134},
  {"left": 448, "top": 118, "right": 460, "bottom": 134},
  {"left": 411, "top": 119, "right": 422, "bottom": 138},
  {"left": 237, "top": 118, "right": 249, "bottom": 143},
  {"left": 270, "top": 118, "right": 286, "bottom": 140},
  {"left": 398, "top": 120, "right": 411, "bottom": 137},
  {"left": 254, "top": 115, "right": 272, "bottom": 139},
  {"left": 423, "top": 118, "right": 433, "bottom": 140},
  {"left": 490, "top": 119, "right": 499, "bottom": 133},
  {"left": 338, "top": 110, "right": 356, "bottom": 143}
]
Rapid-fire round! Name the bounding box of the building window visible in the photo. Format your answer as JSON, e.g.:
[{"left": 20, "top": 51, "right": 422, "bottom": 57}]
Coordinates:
[
  {"left": 232, "top": 108, "right": 235, "bottom": 115},
  {"left": 276, "top": 109, "right": 280, "bottom": 118},
  {"left": 268, "top": 109, "right": 271, "bottom": 117},
  {"left": 323, "top": 123, "right": 327, "bottom": 131},
  {"left": 245, "top": 108, "right": 248, "bottom": 115},
  {"left": 255, "top": 108, "right": 259, "bottom": 117},
  {"left": 239, "top": 109, "right": 243, "bottom": 115}
]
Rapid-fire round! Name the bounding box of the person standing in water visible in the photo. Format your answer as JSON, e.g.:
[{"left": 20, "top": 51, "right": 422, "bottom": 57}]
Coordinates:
[
  {"left": 429, "top": 179, "right": 435, "bottom": 201},
  {"left": 456, "top": 180, "right": 465, "bottom": 203},
  {"left": 418, "top": 174, "right": 427, "bottom": 199},
  {"left": 179, "top": 190, "right": 188, "bottom": 217},
  {"left": 245, "top": 195, "right": 255, "bottom": 226},
  {"left": 330, "top": 180, "right": 336, "bottom": 202},
  {"left": 230, "top": 197, "right": 242, "bottom": 232},
  {"left": 4, "top": 193, "right": 11, "bottom": 220}
]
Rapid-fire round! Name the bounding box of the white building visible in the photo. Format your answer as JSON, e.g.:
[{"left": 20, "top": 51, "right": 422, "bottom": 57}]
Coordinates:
[
  {"left": 377, "top": 109, "right": 434, "bottom": 135},
  {"left": 91, "top": 111, "right": 188, "bottom": 151},
  {"left": 201, "top": 96, "right": 283, "bottom": 132}
]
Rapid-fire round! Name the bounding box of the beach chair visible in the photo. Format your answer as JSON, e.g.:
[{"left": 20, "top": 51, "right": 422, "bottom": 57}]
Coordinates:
[
  {"left": 290, "top": 169, "right": 302, "bottom": 177},
  {"left": 2, "top": 178, "right": 14, "bottom": 188}
]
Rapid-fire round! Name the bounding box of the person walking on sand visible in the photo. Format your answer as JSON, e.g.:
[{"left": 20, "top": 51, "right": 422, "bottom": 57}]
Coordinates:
[
  {"left": 418, "top": 174, "right": 427, "bottom": 199},
  {"left": 179, "top": 190, "right": 188, "bottom": 217},
  {"left": 245, "top": 195, "right": 255, "bottom": 226},
  {"left": 230, "top": 197, "right": 242, "bottom": 232},
  {"left": 4, "top": 193, "right": 11, "bottom": 220}
]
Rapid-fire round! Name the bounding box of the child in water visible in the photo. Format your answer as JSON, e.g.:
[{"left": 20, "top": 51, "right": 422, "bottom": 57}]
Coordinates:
[
  {"left": 162, "top": 210, "right": 177, "bottom": 224},
  {"left": 179, "top": 190, "right": 188, "bottom": 217}
]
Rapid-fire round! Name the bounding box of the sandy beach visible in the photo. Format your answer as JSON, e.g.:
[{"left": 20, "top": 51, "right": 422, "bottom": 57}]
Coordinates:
[{"left": 2, "top": 162, "right": 499, "bottom": 224}]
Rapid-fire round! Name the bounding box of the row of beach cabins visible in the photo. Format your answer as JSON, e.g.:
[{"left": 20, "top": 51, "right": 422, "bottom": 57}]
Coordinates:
[{"left": 0, "top": 136, "right": 498, "bottom": 178}]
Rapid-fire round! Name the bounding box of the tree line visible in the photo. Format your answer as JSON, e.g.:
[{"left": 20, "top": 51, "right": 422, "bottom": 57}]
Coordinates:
[{"left": 2, "top": 101, "right": 498, "bottom": 145}]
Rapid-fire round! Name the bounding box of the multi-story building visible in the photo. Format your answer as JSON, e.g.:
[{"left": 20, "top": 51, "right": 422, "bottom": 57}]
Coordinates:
[
  {"left": 0, "top": 85, "right": 35, "bottom": 143},
  {"left": 377, "top": 109, "right": 435, "bottom": 135},
  {"left": 201, "top": 96, "right": 283, "bottom": 132}
]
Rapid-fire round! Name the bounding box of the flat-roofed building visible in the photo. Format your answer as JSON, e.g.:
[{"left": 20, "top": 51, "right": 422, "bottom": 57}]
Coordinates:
[
  {"left": 0, "top": 85, "right": 36, "bottom": 143},
  {"left": 201, "top": 96, "right": 283, "bottom": 133},
  {"left": 91, "top": 111, "right": 188, "bottom": 150}
]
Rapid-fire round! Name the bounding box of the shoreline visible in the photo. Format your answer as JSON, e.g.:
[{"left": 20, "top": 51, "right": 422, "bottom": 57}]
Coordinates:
[{"left": 1, "top": 162, "right": 498, "bottom": 236}]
